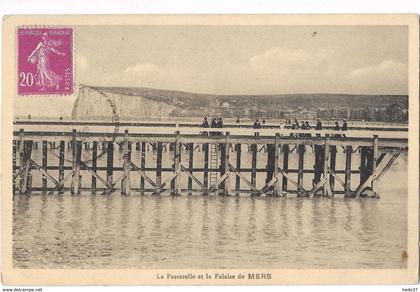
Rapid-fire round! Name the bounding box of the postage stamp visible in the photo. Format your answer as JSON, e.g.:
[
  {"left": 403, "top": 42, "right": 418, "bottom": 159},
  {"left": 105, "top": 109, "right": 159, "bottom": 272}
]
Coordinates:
[{"left": 17, "top": 27, "right": 73, "bottom": 95}]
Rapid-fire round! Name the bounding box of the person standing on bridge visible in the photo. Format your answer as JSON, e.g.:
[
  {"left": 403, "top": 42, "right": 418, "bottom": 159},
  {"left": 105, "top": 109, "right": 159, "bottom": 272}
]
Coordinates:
[
  {"left": 305, "top": 121, "right": 311, "bottom": 137},
  {"left": 201, "top": 117, "right": 209, "bottom": 136},
  {"left": 210, "top": 117, "right": 217, "bottom": 136},
  {"left": 202, "top": 117, "right": 209, "bottom": 128},
  {"left": 253, "top": 119, "right": 261, "bottom": 129},
  {"left": 342, "top": 119, "right": 348, "bottom": 138},
  {"left": 334, "top": 121, "right": 341, "bottom": 137},
  {"left": 217, "top": 116, "right": 223, "bottom": 128},
  {"left": 315, "top": 118, "right": 322, "bottom": 137}
]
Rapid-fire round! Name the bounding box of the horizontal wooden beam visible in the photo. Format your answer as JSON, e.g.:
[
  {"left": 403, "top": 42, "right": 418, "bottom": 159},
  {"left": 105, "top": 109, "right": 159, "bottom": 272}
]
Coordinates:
[
  {"left": 11, "top": 165, "right": 364, "bottom": 174},
  {"left": 25, "top": 186, "right": 359, "bottom": 196},
  {"left": 12, "top": 131, "right": 408, "bottom": 150},
  {"left": 14, "top": 119, "right": 408, "bottom": 132}
]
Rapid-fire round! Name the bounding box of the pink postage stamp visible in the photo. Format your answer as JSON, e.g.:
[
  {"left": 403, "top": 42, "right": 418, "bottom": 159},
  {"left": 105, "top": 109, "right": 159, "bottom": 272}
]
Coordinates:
[{"left": 17, "top": 27, "right": 73, "bottom": 95}]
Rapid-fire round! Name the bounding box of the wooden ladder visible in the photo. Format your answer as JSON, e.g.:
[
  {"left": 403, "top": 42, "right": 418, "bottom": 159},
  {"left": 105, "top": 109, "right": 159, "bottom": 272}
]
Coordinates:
[{"left": 209, "top": 144, "right": 218, "bottom": 186}]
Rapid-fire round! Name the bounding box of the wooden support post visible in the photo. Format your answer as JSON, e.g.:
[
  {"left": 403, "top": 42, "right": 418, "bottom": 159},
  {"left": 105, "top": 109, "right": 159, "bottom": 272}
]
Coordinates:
[
  {"left": 219, "top": 143, "right": 226, "bottom": 192},
  {"left": 251, "top": 138, "right": 258, "bottom": 188},
  {"left": 156, "top": 142, "right": 163, "bottom": 187},
  {"left": 12, "top": 140, "right": 16, "bottom": 194},
  {"left": 173, "top": 131, "right": 181, "bottom": 195},
  {"left": 297, "top": 144, "right": 305, "bottom": 196},
  {"left": 322, "top": 138, "right": 332, "bottom": 197},
  {"left": 77, "top": 174, "right": 82, "bottom": 195},
  {"left": 203, "top": 143, "right": 209, "bottom": 189},
  {"left": 27, "top": 173, "right": 33, "bottom": 195},
  {"left": 235, "top": 144, "right": 241, "bottom": 194},
  {"left": 273, "top": 134, "right": 280, "bottom": 196},
  {"left": 344, "top": 145, "right": 352, "bottom": 197},
  {"left": 57, "top": 141, "right": 65, "bottom": 194},
  {"left": 282, "top": 144, "right": 289, "bottom": 192},
  {"left": 223, "top": 132, "right": 231, "bottom": 195},
  {"left": 360, "top": 147, "right": 369, "bottom": 184},
  {"left": 313, "top": 145, "right": 323, "bottom": 192},
  {"left": 42, "top": 140, "right": 48, "bottom": 194},
  {"left": 329, "top": 145, "right": 337, "bottom": 196},
  {"left": 371, "top": 135, "right": 379, "bottom": 196},
  {"left": 106, "top": 141, "right": 114, "bottom": 195},
  {"left": 71, "top": 131, "right": 77, "bottom": 194},
  {"left": 18, "top": 129, "right": 24, "bottom": 192},
  {"left": 187, "top": 142, "right": 194, "bottom": 193},
  {"left": 266, "top": 143, "right": 275, "bottom": 196},
  {"left": 140, "top": 141, "right": 146, "bottom": 191},
  {"left": 91, "top": 141, "right": 97, "bottom": 194},
  {"left": 71, "top": 141, "right": 82, "bottom": 195},
  {"left": 21, "top": 140, "right": 33, "bottom": 194},
  {"left": 121, "top": 130, "right": 131, "bottom": 196}
]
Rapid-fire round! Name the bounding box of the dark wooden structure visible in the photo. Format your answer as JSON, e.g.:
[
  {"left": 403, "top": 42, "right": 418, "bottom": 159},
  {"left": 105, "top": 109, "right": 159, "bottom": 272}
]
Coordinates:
[{"left": 12, "top": 128, "right": 407, "bottom": 198}]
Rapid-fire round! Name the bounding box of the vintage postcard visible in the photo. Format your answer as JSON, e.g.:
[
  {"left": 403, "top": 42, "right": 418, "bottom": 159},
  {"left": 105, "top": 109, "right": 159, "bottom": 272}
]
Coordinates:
[{"left": 1, "top": 15, "right": 419, "bottom": 285}]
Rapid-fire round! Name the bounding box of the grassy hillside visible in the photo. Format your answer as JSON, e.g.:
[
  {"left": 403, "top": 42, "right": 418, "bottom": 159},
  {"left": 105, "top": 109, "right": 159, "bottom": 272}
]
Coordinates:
[{"left": 74, "top": 85, "right": 408, "bottom": 122}]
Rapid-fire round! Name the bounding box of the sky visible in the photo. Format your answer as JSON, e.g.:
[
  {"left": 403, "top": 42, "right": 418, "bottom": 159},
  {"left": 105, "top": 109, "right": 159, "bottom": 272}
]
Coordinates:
[{"left": 15, "top": 25, "right": 408, "bottom": 117}]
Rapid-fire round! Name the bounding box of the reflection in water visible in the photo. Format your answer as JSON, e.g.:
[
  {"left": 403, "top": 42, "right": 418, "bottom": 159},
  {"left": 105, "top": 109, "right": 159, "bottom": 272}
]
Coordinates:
[{"left": 13, "top": 188, "right": 407, "bottom": 269}]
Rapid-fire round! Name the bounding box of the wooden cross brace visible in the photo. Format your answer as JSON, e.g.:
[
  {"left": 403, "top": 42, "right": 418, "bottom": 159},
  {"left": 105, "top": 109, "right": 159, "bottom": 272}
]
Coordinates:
[
  {"left": 353, "top": 152, "right": 399, "bottom": 198},
  {"left": 208, "top": 172, "right": 230, "bottom": 193},
  {"left": 180, "top": 165, "right": 207, "bottom": 192},
  {"left": 152, "top": 168, "right": 181, "bottom": 195},
  {"left": 258, "top": 166, "right": 307, "bottom": 196},
  {"left": 228, "top": 163, "right": 259, "bottom": 192},
  {"left": 131, "top": 161, "right": 158, "bottom": 189}
]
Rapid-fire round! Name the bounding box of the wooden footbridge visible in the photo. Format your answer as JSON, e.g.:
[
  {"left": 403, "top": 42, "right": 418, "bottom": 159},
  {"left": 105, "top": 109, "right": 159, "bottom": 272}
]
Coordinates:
[{"left": 13, "top": 120, "right": 408, "bottom": 198}]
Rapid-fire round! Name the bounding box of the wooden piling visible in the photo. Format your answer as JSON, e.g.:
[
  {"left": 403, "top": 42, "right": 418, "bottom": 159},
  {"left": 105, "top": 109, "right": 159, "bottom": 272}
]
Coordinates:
[
  {"left": 173, "top": 131, "right": 181, "bottom": 195},
  {"left": 203, "top": 143, "right": 209, "bottom": 189},
  {"left": 223, "top": 132, "right": 231, "bottom": 195},
  {"left": 140, "top": 141, "right": 146, "bottom": 191},
  {"left": 21, "top": 140, "right": 33, "bottom": 194},
  {"left": 297, "top": 144, "right": 305, "bottom": 196},
  {"left": 251, "top": 141, "right": 258, "bottom": 188},
  {"left": 282, "top": 144, "right": 289, "bottom": 192},
  {"left": 121, "top": 130, "right": 131, "bottom": 196},
  {"left": 313, "top": 145, "right": 323, "bottom": 190},
  {"left": 91, "top": 141, "right": 97, "bottom": 194},
  {"left": 188, "top": 142, "right": 194, "bottom": 193},
  {"left": 219, "top": 143, "right": 226, "bottom": 192},
  {"left": 371, "top": 135, "right": 379, "bottom": 196},
  {"left": 71, "top": 141, "right": 82, "bottom": 195},
  {"left": 322, "top": 138, "right": 331, "bottom": 197},
  {"left": 12, "top": 140, "right": 16, "bottom": 194},
  {"left": 71, "top": 129, "right": 76, "bottom": 191},
  {"left": 266, "top": 143, "right": 275, "bottom": 196},
  {"left": 42, "top": 140, "right": 48, "bottom": 194},
  {"left": 27, "top": 173, "right": 33, "bottom": 195},
  {"left": 273, "top": 134, "right": 280, "bottom": 196},
  {"left": 235, "top": 143, "right": 241, "bottom": 193},
  {"left": 360, "top": 147, "right": 372, "bottom": 185},
  {"left": 19, "top": 129, "right": 24, "bottom": 192},
  {"left": 106, "top": 141, "right": 114, "bottom": 194},
  {"left": 344, "top": 145, "right": 352, "bottom": 197},
  {"left": 329, "top": 145, "right": 337, "bottom": 195},
  {"left": 58, "top": 141, "right": 65, "bottom": 194},
  {"left": 156, "top": 142, "right": 163, "bottom": 187}
]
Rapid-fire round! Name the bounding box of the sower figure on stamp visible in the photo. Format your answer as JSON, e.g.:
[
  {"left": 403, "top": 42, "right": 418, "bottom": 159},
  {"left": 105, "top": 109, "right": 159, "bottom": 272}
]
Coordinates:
[{"left": 27, "top": 32, "right": 66, "bottom": 91}]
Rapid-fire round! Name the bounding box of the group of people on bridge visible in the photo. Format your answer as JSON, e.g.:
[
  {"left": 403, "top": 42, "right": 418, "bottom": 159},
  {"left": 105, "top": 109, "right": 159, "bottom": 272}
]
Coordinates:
[{"left": 200, "top": 116, "right": 349, "bottom": 137}]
